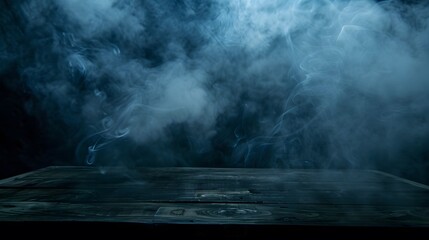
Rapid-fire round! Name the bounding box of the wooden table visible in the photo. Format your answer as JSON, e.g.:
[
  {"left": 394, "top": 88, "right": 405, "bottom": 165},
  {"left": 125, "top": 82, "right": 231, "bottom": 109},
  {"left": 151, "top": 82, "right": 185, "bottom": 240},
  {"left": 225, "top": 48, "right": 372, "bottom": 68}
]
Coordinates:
[{"left": 0, "top": 166, "right": 428, "bottom": 237}]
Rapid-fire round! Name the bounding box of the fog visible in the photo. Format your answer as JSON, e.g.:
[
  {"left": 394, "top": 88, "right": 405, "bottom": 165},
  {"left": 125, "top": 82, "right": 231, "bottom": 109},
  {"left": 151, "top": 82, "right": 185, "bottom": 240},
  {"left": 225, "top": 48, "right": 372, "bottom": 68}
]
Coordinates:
[{"left": 1, "top": 0, "right": 428, "bottom": 183}]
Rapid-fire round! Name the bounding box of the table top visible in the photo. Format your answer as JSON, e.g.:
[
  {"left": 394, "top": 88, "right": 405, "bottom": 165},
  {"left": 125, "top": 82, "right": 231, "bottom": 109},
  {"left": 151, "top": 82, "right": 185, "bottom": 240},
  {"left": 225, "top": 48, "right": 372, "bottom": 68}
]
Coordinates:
[{"left": 0, "top": 166, "right": 428, "bottom": 227}]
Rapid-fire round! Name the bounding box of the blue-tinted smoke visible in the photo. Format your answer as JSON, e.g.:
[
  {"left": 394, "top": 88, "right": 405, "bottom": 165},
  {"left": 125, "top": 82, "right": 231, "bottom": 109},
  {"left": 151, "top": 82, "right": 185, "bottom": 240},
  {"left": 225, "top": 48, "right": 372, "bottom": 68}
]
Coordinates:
[{"left": 0, "top": 0, "right": 428, "bottom": 182}]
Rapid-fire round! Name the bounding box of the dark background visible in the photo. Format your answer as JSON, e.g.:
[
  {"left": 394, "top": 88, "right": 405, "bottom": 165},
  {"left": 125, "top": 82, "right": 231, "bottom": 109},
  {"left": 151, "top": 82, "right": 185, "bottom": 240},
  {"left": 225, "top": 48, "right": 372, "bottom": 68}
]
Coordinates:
[{"left": 1, "top": 0, "right": 429, "bottom": 184}]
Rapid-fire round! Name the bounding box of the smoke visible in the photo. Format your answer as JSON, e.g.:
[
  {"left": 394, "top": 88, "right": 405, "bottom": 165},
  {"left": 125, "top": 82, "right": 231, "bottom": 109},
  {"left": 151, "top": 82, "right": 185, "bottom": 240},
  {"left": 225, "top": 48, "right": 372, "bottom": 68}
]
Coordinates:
[{"left": 1, "top": 0, "right": 428, "bottom": 182}]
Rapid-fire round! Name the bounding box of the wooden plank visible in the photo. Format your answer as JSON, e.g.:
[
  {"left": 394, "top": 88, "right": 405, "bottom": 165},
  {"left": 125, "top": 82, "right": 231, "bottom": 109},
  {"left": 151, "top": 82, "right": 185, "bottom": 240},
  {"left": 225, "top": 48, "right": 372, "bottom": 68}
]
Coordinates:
[
  {"left": 0, "top": 187, "right": 428, "bottom": 206},
  {"left": 0, "top": 167, "right": 428, "bottom": 227},
  {"left": 1, "top": 178, "right": 424, "bottom": 194},
  {"left": 1, "top": 169, "right": 426, "bottom": 195},
  {"left": 0, "top": 202, "right": 428, "bottom": 227},
  {"left": 2, "top": 167, "right": 409, "bottom": 183}
]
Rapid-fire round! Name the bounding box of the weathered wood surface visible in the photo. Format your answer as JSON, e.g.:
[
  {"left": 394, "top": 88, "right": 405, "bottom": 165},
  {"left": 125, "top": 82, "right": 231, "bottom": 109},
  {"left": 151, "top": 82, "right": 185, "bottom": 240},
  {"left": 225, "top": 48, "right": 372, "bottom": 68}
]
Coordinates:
[{"left": 0, "top": 166, "right": 428, "bottom": 227}]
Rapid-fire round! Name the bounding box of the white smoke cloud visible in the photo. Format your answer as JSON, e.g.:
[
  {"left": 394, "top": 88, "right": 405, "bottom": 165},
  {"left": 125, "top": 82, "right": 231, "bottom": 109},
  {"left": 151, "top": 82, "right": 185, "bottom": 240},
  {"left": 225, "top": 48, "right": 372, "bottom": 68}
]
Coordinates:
[
  {"left": 56, "top": 0, "right": 145, "bottom": 38},
  {"left": 1, "top": 0, "right": 429, "bottom": 181}
]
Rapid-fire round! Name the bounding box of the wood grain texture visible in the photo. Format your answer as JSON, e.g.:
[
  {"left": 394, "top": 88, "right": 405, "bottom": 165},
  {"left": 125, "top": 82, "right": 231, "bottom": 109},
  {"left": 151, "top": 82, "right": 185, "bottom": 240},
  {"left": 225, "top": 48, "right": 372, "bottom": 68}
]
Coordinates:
[{"left": 0, "top": 166, "right": 428, "bottom": 226}]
